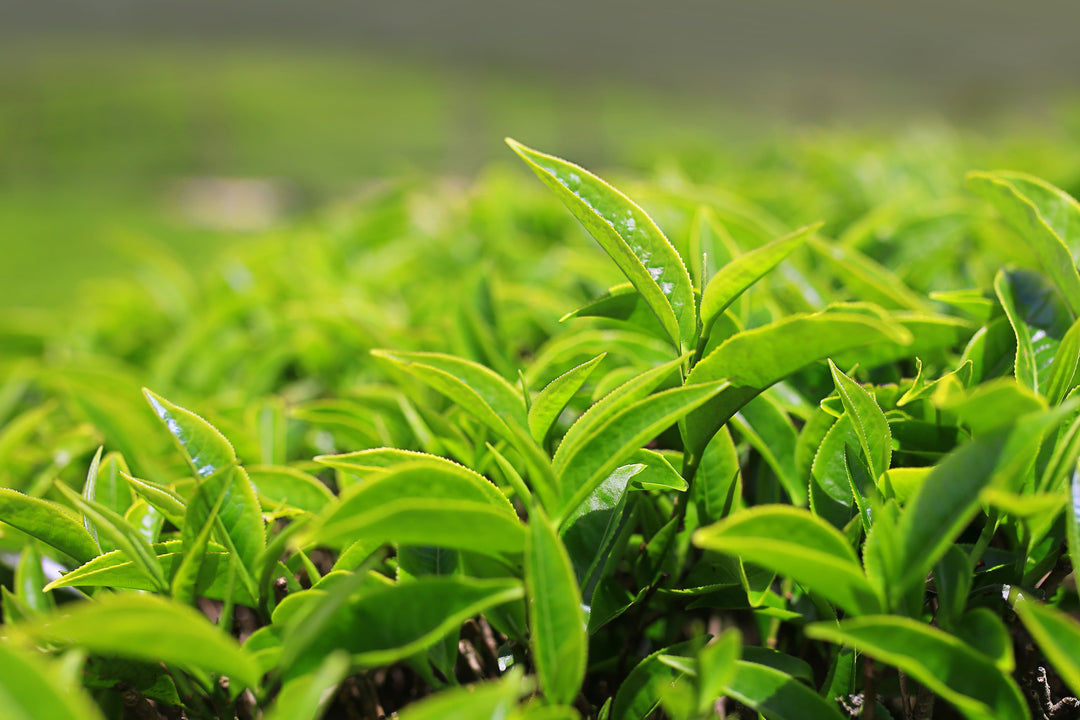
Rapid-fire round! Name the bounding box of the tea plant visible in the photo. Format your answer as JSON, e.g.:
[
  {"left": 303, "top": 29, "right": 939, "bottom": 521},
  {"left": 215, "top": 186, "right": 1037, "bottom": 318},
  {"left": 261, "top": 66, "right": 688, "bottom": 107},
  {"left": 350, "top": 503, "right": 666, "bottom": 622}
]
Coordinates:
[{"left": 0, "top": 138, "right": 1079, "bottom": 719}]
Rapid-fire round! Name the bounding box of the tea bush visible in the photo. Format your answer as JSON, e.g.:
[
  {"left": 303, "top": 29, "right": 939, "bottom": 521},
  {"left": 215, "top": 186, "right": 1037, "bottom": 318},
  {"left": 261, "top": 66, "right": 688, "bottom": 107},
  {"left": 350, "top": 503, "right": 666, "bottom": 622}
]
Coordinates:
[{"left": 1, "top": 133, "right": 1079, "bottom": 719}]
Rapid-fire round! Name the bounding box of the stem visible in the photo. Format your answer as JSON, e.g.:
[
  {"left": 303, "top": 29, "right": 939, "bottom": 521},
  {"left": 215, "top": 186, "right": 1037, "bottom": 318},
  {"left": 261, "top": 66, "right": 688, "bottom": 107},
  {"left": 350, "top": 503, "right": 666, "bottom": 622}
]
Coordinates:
[
  {"left": 862, "top": 657, "right": 877, "bottom": 720},
  {"left": 968, "top": 508, "right": 998, "bottom": 573}
]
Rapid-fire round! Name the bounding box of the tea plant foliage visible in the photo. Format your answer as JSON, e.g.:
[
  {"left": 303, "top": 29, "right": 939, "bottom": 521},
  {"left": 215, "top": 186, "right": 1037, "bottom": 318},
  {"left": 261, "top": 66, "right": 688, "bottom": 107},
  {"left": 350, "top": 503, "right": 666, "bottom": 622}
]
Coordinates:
[{"left": 1, "top": 135, "right": 1079, "bottom": 719}]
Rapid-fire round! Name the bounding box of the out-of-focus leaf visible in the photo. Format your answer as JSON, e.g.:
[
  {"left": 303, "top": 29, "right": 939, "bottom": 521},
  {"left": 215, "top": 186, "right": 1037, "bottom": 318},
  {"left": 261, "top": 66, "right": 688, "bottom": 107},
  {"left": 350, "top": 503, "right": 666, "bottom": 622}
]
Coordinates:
[
  {"left": 1069, "top": 467, "right": 1080, "bottom": 572},
  {"left": 611, "top": 639, "right": 699, "bottom": 720},
  {"left": 684, "top": 310, "right": 910, "bottom": 456},
  {"left": 526, "top": 506, "right": 587, "bottom": 706},
  {"left": 247, "top": 465, "right": 334, "bottom": 514},
  {"left": 1014, "top": 595, "right": 1080, "bottom": 697},
  {"left": 693, "top": 505, "right": 881, "bottom": 616},
  {"left": 508, "top": 139, "right": 696, "bottom": 352},
  {"left": 394, "top": 669, "right": 522, "bottom": 720},
  {"left": 699, "top": 223, "right": 819, "bottom": 338},
  {"left": 13, "top": 593, "right": 262, "bottom": 689},
  {"left": 968, "top": 171, "right": 1080, "bottom": 316},
  {"left": 307, "top": 462, "right": 523, "bottom": 555},
  {"left": 806, "top": 615, "right": 1028, "bottom": 720},
  {"left": 0, "top": 641, "right": 107, "bottom": 720},
  {"left": 528, "top": 352, "right": 606, "bottom": 444},
  {"left": 731, "top": 394, "right": 801, "bottom": 505},
  {"left": 0, "top": 488, "right": 99, "bottom": 563},
  {"left": 721, "top": 661, "right": 845, "bottom": 720},
  {"left": 1047, "top": 317, "right": 1080, "bottom": 405},
  {"left": 15, "top": 542, "right": 54, "bottom": 614},
  {"left": 262, "top": 651, "right": 350, "bottom": 720}
]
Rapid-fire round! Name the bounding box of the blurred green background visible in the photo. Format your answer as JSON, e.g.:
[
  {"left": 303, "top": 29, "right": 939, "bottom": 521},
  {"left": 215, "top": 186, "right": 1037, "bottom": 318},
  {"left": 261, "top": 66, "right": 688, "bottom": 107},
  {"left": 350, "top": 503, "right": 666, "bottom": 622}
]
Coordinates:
[{"left": 4, "top": 1, "right": 1080, "bottom": 309}]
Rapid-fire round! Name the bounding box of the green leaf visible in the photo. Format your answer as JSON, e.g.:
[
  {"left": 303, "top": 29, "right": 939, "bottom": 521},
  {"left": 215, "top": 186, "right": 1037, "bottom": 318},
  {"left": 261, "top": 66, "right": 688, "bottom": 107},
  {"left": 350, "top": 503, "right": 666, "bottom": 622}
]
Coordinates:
[
  {"left": 0, "top": 641, "right": 107, "bottom": 720},
  {"left": 892, "top": 417, "right": 1059, "bottom": 600},
  {"left": 722, "top": 661, "right": 845, "bottom": 720},
  {"left": 556, "top": 382, "right": 723, "bottom": 520},
  {"left": 143, "top": 390, "right": 266, "bottom": 568},
  {"left": 696, "top": 631, "right": 742, "bottom": 714},
  {"left": 684, "top": 310, "right": 911, "bottom": 455},
  {"left": 372, "top": 349, "right": 556, "bottom": 509},
  {"left": 693, "top": 505, "right": 882, "bottom": 616},
  {"left": 278, "top": 575, "right": 523, "bottom": 672},
  {"left": 81, "top": 450, "right": 133, "bottom": 552},
  {"left": 15, "top": 542, "right": 54, "bottom": 614},
  {"left": 54, "top": 482, "right": 167, "bottom": 592},
  {"left": 0, "top": 488, "right": 99, "bottom": 563},
  {"left": 247, "top": 465, "right": 335, "bottom": 514},
  {"left": 1069, "top": 467, "right": 1080, "bottom": 572},
  {"left": 13, "top": 593, "right": 262, "bottom": 689},
  {"left": 122, "top": 472, "right": 187, "bottom": 527},
  {"left": 730, "top": 394, "right": 802, "bottom": 505},
  {"left": 394, "top": 670, "right": 522, "bottom": 720},
  {"left": 1014, "top": 596, "right": 1080, "bottom": 697},
  {"left": 994, "top": 268, "right": 1071, "bottom": 394},
  {"left": 143, "top": 388, "right": 236, "bottom": 479},
  {"left": 308, "top": 462, "right": 524, "bottom": 555},
  {"left": 508, "top": 138, "right": 696, "bottom": 351},
  {"left": 700, "top": 223, "right": 819, "bottom": 337},
  {"left": 526, "top": 506, "right": 587, "bottom": 706},
  {"left": 611, "top": 639, "right": 700, "bottom": 720},
  {"left": 933, "top": 377, "right": 1046, "bottom": 436},
  {"left": 262, "top": 651, "right": 350, "bottom": 720},
  {"left": 806, "top": 615, "right": 1028, "bottom": 720},
  {"left": 172, "top": 470, "right": 232, "bottom": 605},
  {"left": 828, "top": 361, "right": 891, "bottom": 479},
  {"left": 528, "top": 352, "right": 606, "bottom": 444},
  {"left": 968, "top": 170, "right": 1080, "bottom": 317},
  {"left": 808, "top": 235, "right": 932, "bottom": 312}
]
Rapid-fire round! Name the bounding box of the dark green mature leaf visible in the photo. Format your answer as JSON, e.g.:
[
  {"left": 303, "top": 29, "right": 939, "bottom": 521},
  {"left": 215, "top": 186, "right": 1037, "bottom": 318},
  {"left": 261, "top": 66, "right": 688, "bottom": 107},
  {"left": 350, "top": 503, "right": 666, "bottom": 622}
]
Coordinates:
[
  {"left": 722, "top": 661, "right": 845, "bottom": 720},
  {"left": 829, "top": 360, "right": 891, "bottom": 480},
  {"left": 0, "top": 641, "right": 107, "bottom": 720},
  {"left": 684, "top": 311, "right": 910, "bottom": 456},
  {"left": 556, "top": 382, "right": 724, "bottom": 520},
  {"left": 1014, "top": 596, "right": 1080, "bottom": 697},
  {"left": 528, "top": 352, "right": 606, "bottom": 444},
  {"left": 13, "top": 593, "right": 262, "bottom": 689},
  {"left": 806, "top": 616, "right": 1028, "bottom": 720},
  {"left": 968, "top": 171, "right": 1080, "bottom": 317},
  {"left": 308, "top": 462, "right": 524, "bottom": 555},
  {"left": 527, "top": 506, "right": 587, "bottom": 706},
  {"left": 0, "top": 488, "right": 99, "bottom": 563},
  {"left": 693, "top": 505, "right": 882, "bottom": 616},
  {"left": 699, "top": 223, "right": 820, "bottom": 339},
  {"left": 508, "top": 139, "right": 696, "bottom": 352}
]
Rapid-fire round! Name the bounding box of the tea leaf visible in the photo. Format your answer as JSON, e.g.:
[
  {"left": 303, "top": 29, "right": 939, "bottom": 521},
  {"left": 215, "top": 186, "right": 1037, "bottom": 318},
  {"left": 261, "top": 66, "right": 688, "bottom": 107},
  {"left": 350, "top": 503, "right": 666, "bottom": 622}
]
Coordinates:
[
  {"left": 611, "top": 639, "right": 699, "bottom": 720},
  {"left": 526, "top": 506, "right": 587, "bottom": 705},
  {"left": 262, "top": 651, "right": 349, "bottom": 720},
  {"left": 722, "top": 661, "right": 845, "bottom": 720},
  {"left": 0, "top": 641, "right": 107, "bottom": 720},
  {"left": 0, "top": 488, "right": 99, "bottom": 563},
  {"left": 14, "top": 593, "right": 262, "bottom": 689},
  {"left": 806, "top": 615, "right": 1028, "bottom": 720},
  {"left": 693, "top": 505, "right": 882, "bottom": 616},
  {"left": 508, "top": 139, "right": 695, "bottom": 352},
  {"left": 394, "top": 670, "right": 522, "bottom": 720},
  {"left": 968, "top": 171, "right": 1080, "bottom": 316},
  {"left": 699, "top": 223, "right": 819, "bottom": 338},
  {"left": 143, "top": 388, "right": 236, "bottom": 479},
  {"left": 1014, "top": 596, "right": 1080, "bottom": 697},
  {"left": 528, "top": 352, "right": 606, "bottom": 444},
  {"left": 829, "top": 360, "right": 891, "bottom": 479},
  {"left": 247, "top": 465, "right": 335, "bottom": 514},
  {"left": 684, "top": 311, "right": 910, "bottom": 455}
]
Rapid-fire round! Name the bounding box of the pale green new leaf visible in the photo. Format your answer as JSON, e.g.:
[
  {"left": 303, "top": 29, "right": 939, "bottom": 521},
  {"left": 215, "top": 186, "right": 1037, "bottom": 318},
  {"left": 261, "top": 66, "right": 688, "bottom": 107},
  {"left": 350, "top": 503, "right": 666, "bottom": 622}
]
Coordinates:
[
  {"left": 508, "top": 138, "right": 696, "bottom": 352},
  {"left": 806, "top": 615, "right": 1028, "bottom": 720},
  {"left": 699, "top": 222, "right": 819, "bottom": 336},
  {"left": 693, "top": 505, "right": 882, "bottom": 616},
  {"left": 247, "top": 465, "right": 335, "bottom": 514},
  {"left": 529, "top": 352, "right": 606, "bottom": 443},
  {"left": 262, "top": 651, "right": 350, "bottom": 720},
  {"left": 0, "top": 488, "right": 99, "bottom": 563},
  {"left": 684, "top": 310, "right": 910, "bottom": 455},
  {"left": 527, "top": 506, "right": 587, "bottom": 706},
  {"left": 828, "top": 360, "right": 891, "bottom": 479},
  {"left": 394, "top": 670, "right": 522, "bottom": 720}
]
